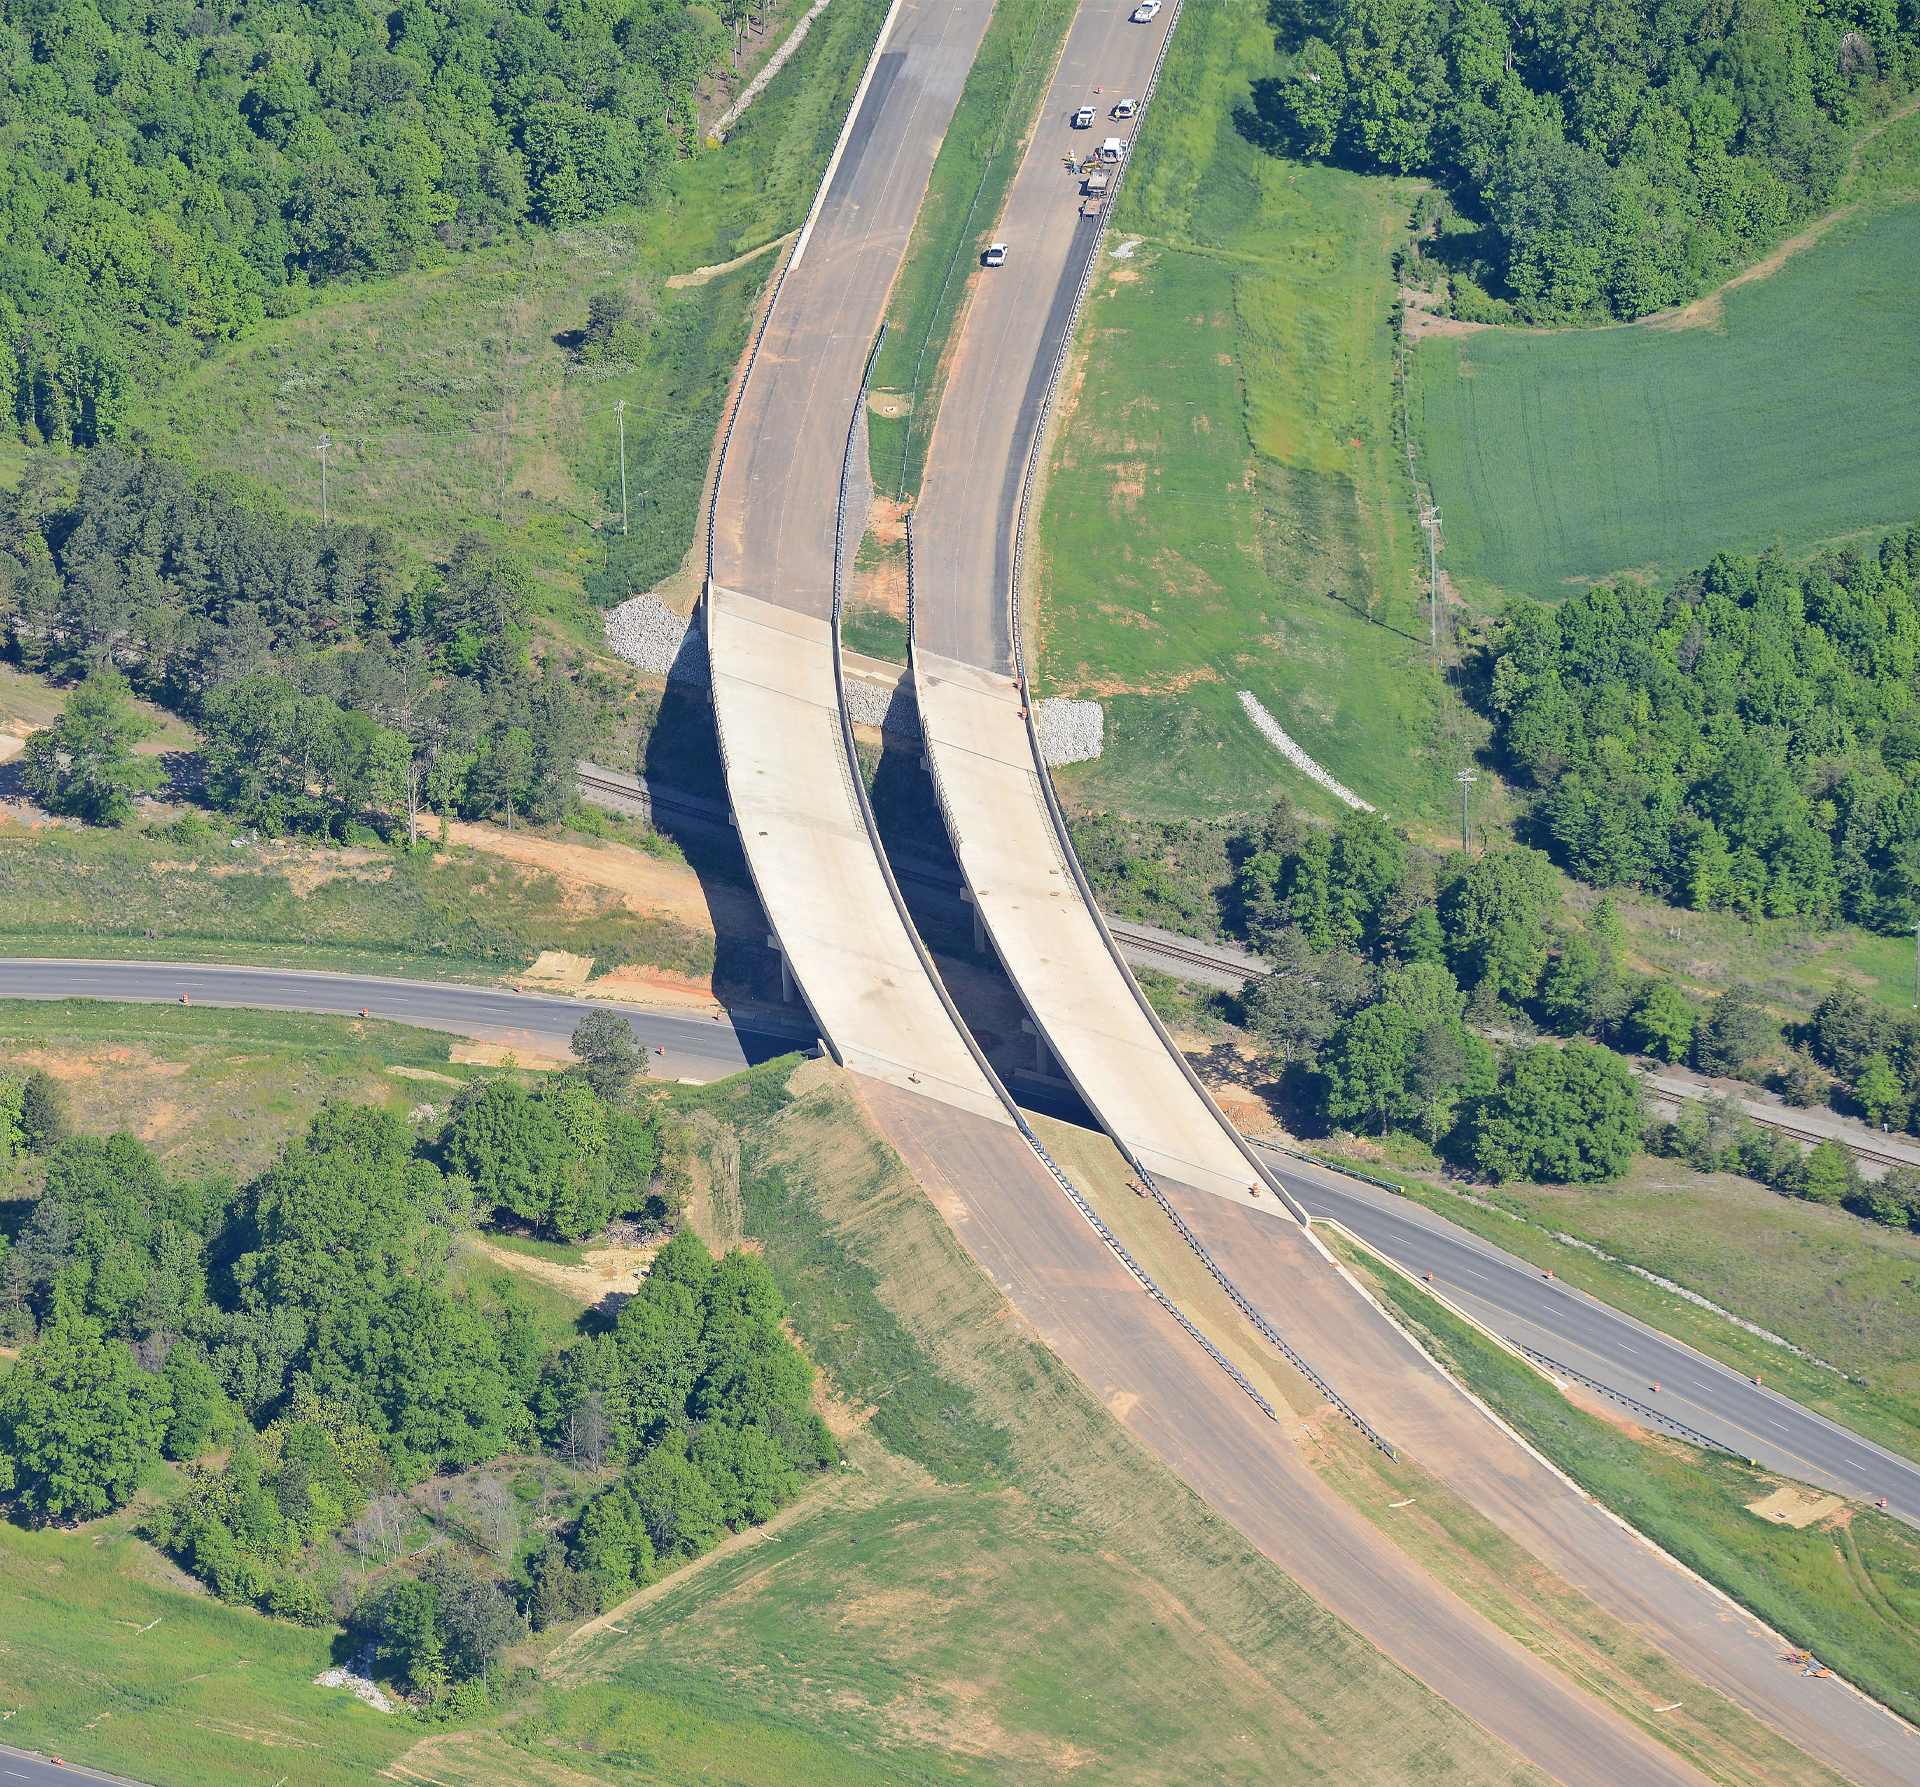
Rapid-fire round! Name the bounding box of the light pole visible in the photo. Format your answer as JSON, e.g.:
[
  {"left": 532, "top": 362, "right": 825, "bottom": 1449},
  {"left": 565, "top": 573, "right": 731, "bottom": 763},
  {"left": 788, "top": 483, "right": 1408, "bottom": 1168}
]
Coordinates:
[
  {"left": 316, "top": 432, "right": 330, "bottom": 536},
  {"left": 1421, "top": 504, "right": 1442, "bottom": 666},
  {"left": 1456, "top": 766, "right": 1477, "bottom": 851},
  {"left": 1912, "top": 918, "right": 1918, "bottom": 1009},
  {"left": 615, "top": 399, "right": 628, "bottom": 537}
]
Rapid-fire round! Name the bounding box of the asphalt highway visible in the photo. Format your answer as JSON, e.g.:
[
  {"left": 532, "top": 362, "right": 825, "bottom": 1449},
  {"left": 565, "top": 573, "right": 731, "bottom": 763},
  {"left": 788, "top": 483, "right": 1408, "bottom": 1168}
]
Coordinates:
[
  {"left": 0, "top": 1746, "right": 147, "bottom": 1787},
  {"left": 0, "top": 957, "right": 810, "bottom": 1084},
  {"left": 1262, "top": 1146, "right": 1920, "bottom": 1526}
]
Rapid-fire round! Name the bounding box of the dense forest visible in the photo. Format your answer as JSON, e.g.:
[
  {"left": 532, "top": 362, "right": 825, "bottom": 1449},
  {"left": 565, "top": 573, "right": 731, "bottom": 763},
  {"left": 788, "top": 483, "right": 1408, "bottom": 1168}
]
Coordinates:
[
  {"left": 0, "top": 1044, "right": 835, "bottom": 1706},
  {"left": 0, "top": 0, "right": 735, "bottom": 442},
  {"left": 1487, "top": 519, "right": 1920, "bottom": 929},
  {"left": 1252, "top": 0, "right": 1918, "bottom": 320},
  {"left": 1, "top": 450, "right": 624, "bottom": 835}
]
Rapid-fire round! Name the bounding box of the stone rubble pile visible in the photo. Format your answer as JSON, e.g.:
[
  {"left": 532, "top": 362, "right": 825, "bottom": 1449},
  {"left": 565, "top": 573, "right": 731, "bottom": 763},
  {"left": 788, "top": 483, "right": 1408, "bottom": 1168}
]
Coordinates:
[
  {"left": 1037, "top": 696, "right": 1104, "bottom": 766},
  {"left": 601, "top": 595, "right": 1105, "bottom": 764}
]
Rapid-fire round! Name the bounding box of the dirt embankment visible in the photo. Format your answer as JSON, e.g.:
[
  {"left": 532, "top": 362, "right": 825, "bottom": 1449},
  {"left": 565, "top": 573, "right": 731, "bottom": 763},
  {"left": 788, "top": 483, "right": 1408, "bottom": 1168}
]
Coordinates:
[{"left": 441, "top": 819, "right": 768, "bottom": 1007}]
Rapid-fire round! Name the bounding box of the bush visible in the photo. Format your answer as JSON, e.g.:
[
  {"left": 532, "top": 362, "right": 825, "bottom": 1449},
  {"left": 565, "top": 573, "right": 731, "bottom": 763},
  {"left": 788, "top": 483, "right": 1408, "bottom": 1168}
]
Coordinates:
[
  {"left": 1472, "top": 1042, "right": 1643, "bottom": 1184},
  {"left": 1693, "top": 986, "right": 1778, "bottom": 1079}
]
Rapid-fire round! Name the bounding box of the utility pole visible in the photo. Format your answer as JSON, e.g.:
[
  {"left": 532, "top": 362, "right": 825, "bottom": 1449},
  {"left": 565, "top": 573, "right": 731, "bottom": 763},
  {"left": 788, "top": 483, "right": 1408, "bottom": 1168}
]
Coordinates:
[
  {"left": 1421, "top": 504, "right": 1442, "bottom": 667},
  {"left": 1912, "top": 918, "right": 1918, "bottom": 1009},
  {"left": 1456, "top": 766, "right": 1477, "bottom": 852},
  {"left": 616, "top": 399, "right": 629, "bottom": 536},
  {"left": 316, "top": 432, "right": 330, "bottom": 537}
]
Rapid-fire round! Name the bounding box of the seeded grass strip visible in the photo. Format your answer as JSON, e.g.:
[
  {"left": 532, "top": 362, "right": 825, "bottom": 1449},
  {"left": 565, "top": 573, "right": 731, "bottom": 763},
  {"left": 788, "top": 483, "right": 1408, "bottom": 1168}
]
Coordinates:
[
  {"left": 866, "top": 0, "right": 1080, "bottom": 498},
  {"left": 1332, "top": 1229, "right": 1920, "bottom": 1727}
]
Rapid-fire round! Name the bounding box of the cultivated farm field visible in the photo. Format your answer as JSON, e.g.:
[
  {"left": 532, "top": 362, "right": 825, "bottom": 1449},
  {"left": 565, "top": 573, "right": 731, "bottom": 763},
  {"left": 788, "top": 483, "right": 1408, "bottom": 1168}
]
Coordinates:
[{"left": 1411, "top": 190, "right": 1920, "bottom": 606}]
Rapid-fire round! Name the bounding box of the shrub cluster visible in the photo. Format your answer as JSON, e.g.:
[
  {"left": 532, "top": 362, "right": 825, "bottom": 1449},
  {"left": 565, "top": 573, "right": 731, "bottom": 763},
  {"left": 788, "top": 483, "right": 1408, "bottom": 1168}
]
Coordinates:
[
  {"left": 1487, "top": 523, "right": 1920, "bottom": 928},
  {"left": 0, "top": 1078, "right": 833, "bottom": 1714},
  {"left": 3, "top": 451, "right": 621, "bottom": 839}
]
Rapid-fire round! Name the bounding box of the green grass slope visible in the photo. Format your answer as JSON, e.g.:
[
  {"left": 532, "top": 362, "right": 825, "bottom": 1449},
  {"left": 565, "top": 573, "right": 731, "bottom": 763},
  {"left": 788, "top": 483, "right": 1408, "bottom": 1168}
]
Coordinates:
[
  {"left": 1412, "top": 194, "right": 1920, "bottom": 606},
  {"left": 1033, "top": 0, "right": 1456, "bottom": 827}
]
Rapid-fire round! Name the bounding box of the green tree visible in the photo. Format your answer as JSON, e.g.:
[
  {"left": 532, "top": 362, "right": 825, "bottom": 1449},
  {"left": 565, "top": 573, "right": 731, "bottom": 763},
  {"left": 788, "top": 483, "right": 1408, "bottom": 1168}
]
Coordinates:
[
  {"left": 1625, "top": 982, "right": 1694, "bottom": 1062},
  {"left": 1322, "top": 1003, "right": 1419, "bottom": 1135},
  {"left": 1471, "top": 1041, "right": 1642, "bottom": 1183},
  {"left": 0, "top": 1309, "right": 171, "bottom": 1521},
  {"left": 21, "top": 1069, "right": 69, "bottom": 1152},
  {"left": 19, "top": 672, "right": 162, "bottom": 825},
  {"left": 444, "top": 1080, "right": 581, "bottom": 1236},
  {"left": 571, "top": 1010, "right": 647, "bottom": 1102},
  {"left": 1407, "top": 1019, "right": 1467, "bottom": 1143},
  {"left": 1240, "top": 933, "right": 1374, "bottom": 1064},
  {"left": 1855, "top": 1053, "right": 1904, "bottom": 1127},
  {"left": 160, "top": 1348, "right": 235, "bottom": 1460},
  {"left": 1693, "top": 985, "right": 1778, "bottom": 1078},
  {"left": 1438, "top": 847, "right": 1560, "bottom": 1007},
  {"left": 1798, "top": 1139, "right": 1862, "bottom": 1207},
  {"left": 243, "top": 1105, "right": 420, "bottom": 1308}
]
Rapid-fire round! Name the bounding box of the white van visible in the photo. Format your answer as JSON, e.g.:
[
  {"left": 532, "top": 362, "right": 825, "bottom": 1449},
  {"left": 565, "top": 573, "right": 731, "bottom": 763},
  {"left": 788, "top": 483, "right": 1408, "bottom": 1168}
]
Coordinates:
[{"left": 1099, "top": 137, "right": 1125, "bottom": 164}]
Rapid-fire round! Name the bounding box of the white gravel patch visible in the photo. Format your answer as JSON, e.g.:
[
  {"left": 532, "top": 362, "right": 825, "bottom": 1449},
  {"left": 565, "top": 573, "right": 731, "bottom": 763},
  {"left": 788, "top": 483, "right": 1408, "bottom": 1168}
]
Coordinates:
[
  {"left": 1237, "top": 690, "right": 1373, "bottom": 811},
  {"left": 843, "top": 676, "right": 920, "bottom": 737},
  {"left": 315, "top": 1666, "right": 395, "bottom": 1713},
  {"left": 604, "top": 595, "right": 707, "bottom": 685},
  {"left": 1038, "top": 697, "right": 1104, "bottom": 766},
  {"left": 604, "top": 595, "right": 1102, "bottom": 764}
]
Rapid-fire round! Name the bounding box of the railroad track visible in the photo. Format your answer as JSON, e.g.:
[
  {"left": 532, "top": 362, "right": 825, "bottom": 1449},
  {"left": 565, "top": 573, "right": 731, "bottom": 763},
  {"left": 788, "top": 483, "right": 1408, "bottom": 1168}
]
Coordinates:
[
  {"left": 578, "top": 762, "right": 1263, "bottom": 987},
  {"left": 1643, "top": 1079, "right": 1920, "bottom": 1172}
]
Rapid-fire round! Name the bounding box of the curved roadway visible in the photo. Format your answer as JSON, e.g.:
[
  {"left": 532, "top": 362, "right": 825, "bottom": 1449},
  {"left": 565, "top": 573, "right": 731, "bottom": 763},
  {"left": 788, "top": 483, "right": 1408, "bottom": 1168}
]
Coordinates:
[{"left": 7, "top": 959, "right": 1913, "bottom": 1520}]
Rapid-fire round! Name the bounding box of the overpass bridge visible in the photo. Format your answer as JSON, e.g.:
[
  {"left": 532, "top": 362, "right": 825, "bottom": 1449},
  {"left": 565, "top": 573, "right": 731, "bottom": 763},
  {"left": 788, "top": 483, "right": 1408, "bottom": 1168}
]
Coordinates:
[{"left": 701, "top": 3, "right": 1920, "bottom": 1781}]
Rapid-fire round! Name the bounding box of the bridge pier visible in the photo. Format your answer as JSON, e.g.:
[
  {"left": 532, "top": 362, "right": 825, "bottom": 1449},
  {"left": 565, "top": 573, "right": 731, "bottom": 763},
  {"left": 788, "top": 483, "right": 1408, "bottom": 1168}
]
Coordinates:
[{"left": 767, "top": 933, "right": 795, "bottom": 1003}]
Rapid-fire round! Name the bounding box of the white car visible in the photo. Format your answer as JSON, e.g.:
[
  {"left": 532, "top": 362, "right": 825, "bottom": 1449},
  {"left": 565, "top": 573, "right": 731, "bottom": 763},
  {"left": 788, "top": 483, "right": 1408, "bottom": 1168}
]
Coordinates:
[
  {"left": 1073, "top": 104, "right": 1096, "bottom": 127},
  {"left": 1131, "top": 1, "right": 1160, "bottom": 19},
  {"left": 984, "top": 242, "right": 1008, "bottom": 267},
  {"left": 1113, "top": 97, "right": 1138, "bottom": 117}
]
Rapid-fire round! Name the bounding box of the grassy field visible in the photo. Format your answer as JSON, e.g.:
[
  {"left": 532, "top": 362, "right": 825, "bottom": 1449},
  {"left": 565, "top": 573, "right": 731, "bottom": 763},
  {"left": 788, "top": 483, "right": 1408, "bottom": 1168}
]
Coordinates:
[
  {"left": 0, "top": 822, "right": 714, "bottom": 985},
  {"left": 0, "top": 998, "right": 472, "bottom": 1179},
  {"left": 1331, "top": 1230, "right": 1920, "bottom": 1727},
  {"left": 1410, "top": 193, "right": 1920, "bottom": 606},
  {"left": 1031, "top": 0, "right": 1458, "bottom": 829},
  {"left": 537, "top": 1060, "right": 1546, "bottom": 1785},
  {"left": 117, "top": 0, "right": 892, "bottom": 631},
  {"left": 0, "top": 1498, "right": 419, "bottom": 1786}
]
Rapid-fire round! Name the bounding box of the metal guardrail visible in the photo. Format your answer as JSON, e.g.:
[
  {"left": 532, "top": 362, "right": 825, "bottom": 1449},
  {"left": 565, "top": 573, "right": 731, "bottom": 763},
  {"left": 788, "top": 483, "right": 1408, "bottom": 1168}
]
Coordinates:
[
  {"left": 1136, "top": 1161, "right": 1396, "bottom": 1457},
  {"left": 1515, "top": 1345, "right": 1736, "bottom": 1455}
]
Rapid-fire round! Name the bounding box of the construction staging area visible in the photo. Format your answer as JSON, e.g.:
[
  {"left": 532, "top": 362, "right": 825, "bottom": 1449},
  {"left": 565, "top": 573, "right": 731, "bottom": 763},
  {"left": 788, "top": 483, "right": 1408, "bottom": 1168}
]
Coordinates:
[{"left": 700, "top": 0, "right": 1920, "bottom": 1780}]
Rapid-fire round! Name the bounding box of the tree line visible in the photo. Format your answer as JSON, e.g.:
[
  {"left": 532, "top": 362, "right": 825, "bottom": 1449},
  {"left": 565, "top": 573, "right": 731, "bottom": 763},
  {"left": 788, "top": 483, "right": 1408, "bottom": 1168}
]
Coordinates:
[
  {"left": 0, "top": 0, "right": 734, "bottom": 444},
  {"left": 0, "top": 1047, "right": 836, "bottom": 1708},
  {"left": 1, "top": 450, "right": 618, "bottom": 837},
  {"left": 1487, "top": 520, "right": 1920, "bottom": 929},
  {"left": 1079, "top": 797, "right": 1920, "bottom": 1224},
  {"left": 1249, "top": 0, "right": 1916, "bottom": 322}
]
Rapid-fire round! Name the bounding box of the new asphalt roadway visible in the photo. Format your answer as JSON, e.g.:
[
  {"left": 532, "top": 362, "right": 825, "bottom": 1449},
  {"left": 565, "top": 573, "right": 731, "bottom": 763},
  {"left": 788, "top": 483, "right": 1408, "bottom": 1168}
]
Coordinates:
[
  {"left": 0, "top": 1747, "right": 148, "bottom": 1787},
  {"left": 1260, "top": 1145, "right": 1920, "bottom": 1527}
]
